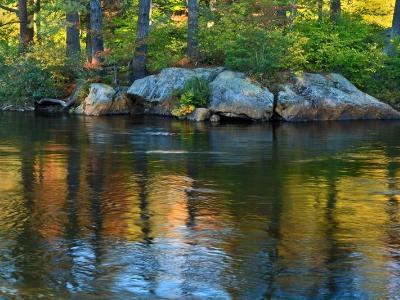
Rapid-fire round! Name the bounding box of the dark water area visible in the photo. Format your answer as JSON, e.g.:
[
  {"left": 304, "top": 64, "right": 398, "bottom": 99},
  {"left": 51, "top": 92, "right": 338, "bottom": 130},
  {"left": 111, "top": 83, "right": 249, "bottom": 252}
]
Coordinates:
[{"left": 0, "top": 113, "right": 400, "bottom": 299}]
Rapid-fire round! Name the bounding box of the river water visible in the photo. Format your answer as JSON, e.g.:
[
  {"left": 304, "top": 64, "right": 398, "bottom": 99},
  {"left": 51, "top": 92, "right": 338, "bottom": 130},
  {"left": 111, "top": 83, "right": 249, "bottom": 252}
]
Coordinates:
[{"left": 0, "top": 113, "right": 400, "bottom": 299}]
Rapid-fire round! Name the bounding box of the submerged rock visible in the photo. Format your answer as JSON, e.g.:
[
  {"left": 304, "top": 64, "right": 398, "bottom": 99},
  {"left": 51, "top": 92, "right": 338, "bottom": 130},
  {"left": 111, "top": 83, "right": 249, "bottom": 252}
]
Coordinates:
[
  {"left": 210, "top": 114, "right": 221, "bottom": 123},
  {"left": 186, "top": 108, "right": 211, "bottom": 122},
  {"left": 277, "top": 73, "right": 400, "bottom": 121},
  {"left": 209, "top": 71, "right": 274, "bottom": 121},
  {"left": 75, "top": 84, "right": 133, "bottom": 116}
]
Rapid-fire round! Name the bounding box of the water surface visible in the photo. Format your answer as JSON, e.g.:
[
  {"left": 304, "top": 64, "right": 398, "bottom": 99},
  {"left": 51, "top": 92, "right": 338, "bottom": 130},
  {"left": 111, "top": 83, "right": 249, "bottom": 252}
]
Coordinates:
[{"left": 0, "top": 113, "right": 400, "bottom": 299}]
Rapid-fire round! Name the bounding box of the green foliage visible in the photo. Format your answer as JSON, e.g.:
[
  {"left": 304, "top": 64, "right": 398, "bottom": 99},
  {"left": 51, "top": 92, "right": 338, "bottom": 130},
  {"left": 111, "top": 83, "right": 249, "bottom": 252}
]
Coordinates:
[
  {"left": 368, "top": 39, "right": 400, "bottom": 108},
  {"left": 0, "top": 55, "right": 62, "bottom": 106},
  {"left": 0, "top": 42, "right": 92, "bottom": 106},
  {"left": 104, "top": 3, "right": 137, "bottom": 66},
  {"left": 296, "top": 16, "right": 385, "bottom": 85},
  {"left": 224, "top": 29, "right": 308, "bottom": 76},
  {"left": 198, "top": 1, "right": 308, "bottom": 80},
  {"left": 181, "top": 76, "right": 210, "bottom": 107},
  {"left": 153, "top": 0, "right": 186, "bottom": 15},
  {"left": 172, "top": 77, "right": 210, "bottom": 117},
  {"left": 147, "top": 21, "right": 187, "bottom": 73},
  {"left": 0, "top": 42, "right": 65, "bottom": 106}
]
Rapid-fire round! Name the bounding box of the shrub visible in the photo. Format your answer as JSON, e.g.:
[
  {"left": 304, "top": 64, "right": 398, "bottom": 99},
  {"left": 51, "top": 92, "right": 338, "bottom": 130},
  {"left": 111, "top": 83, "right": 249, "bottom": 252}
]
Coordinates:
[
  {"left": 225, "top": 29, "right": 308, "bottom": 78},
  {"left": 147, "top": 21, "right": 186, "bottom": 73},
  {"left": 0, "top": 55, "right": 62, "bottom": 106},
  {"left": 368, "top": 39, "right": 400, "bottom": 109},
  {"left": 0, "top": 41, "right": 103, "bottom": 107},
  {"left": 172, "top": 77, "right": 210, "bottom": 117}
]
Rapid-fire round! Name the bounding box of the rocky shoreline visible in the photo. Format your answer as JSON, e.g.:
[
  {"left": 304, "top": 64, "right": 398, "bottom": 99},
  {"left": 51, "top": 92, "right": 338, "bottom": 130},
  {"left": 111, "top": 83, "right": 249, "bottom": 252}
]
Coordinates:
[{"left": 29, "top": 67, "right": 400, "bottom": 122}]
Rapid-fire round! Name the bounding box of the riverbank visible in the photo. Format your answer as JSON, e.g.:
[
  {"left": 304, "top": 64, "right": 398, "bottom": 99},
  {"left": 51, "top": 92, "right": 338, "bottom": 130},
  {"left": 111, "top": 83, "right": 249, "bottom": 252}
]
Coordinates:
[{"left": 31, "top": 67, "right": 400, "bottom": 123}]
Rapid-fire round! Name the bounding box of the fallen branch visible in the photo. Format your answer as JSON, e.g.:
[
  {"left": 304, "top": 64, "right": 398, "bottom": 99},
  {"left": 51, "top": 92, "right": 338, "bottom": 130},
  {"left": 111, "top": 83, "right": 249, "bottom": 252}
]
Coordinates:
[
  {"left": 35, "top": 95, "right": 77, "bottom": 112},
  {"left": 35, "top": 98, "right": 69, "bottom": 108},
  {"left": 1, "top": 104, "right": 13, "bottom": 111}
]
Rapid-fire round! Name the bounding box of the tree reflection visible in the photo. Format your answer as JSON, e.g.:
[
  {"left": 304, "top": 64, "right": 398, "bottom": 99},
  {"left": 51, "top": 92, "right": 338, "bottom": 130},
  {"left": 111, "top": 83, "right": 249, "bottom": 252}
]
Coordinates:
[{"left": 0, "top": 115, "right": 400, "bottom": 298}]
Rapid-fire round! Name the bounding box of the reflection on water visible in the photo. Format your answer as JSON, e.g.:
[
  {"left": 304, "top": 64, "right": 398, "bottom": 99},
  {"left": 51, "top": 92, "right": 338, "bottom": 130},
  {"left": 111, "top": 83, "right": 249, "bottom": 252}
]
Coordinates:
[{"left": 0, "top": 113, "right": 400, "bottom": 299}]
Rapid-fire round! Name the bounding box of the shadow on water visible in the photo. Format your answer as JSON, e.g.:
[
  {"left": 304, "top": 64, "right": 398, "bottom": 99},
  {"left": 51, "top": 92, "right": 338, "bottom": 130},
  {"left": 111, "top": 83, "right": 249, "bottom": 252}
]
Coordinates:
[{"left": 0, "top": 113, "right": 400, "bottom": 298}]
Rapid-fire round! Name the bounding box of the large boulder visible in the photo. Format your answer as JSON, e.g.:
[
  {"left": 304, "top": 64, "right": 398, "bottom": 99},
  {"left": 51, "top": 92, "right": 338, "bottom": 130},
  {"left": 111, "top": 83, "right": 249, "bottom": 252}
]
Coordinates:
[
  {"left": 209, "top": 71, "right": 274, "bottom": 120},
  {"left": 127, "top": 67, "right": 224, "bottom": 105},
  {"left": 75, "top": 84, "right": 133, "bottom": 116},
  {"left": 277, "top": 73, "right": 400, "bottom": 121}
]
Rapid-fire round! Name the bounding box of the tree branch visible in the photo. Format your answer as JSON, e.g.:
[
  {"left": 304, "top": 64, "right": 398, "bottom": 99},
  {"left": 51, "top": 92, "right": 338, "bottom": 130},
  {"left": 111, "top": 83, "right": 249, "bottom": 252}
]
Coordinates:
[
  {"left": 0, "top": 3, "right": 18, "bottom": 13},
  {"left": 0, "top": 20, "right": 19, "bottom": 27}
]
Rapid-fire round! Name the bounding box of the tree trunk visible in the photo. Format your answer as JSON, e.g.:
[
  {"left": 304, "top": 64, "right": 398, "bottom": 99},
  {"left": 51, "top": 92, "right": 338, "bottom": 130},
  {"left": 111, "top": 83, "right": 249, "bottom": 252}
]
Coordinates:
[
  {"left": 131, "top": 0, "right": 151, "bottom": 80},
  {"left": 28, "top": 0, "right": 34, "bottom": 41},
  {"left": 330, "top": 0, "right": 341, "bottom": 21},
  {"left": 66, "top": 0, "right": 81, "bottom": 58},
  {"left": 83, "top": 6, "right": 92, "bottom": 62},
  {"left": 90, "top": 0, "right": 104, "bottom": 65},
  {"left": 317, "top": 0, "right": 323, "bottom": 22},
  {"left": 35, "top": 0, "right": 41, "bottom": 43},
  {"left": 392, "top": 0, "right": 400, "bottom": 38},
  {"left": 289, "top": 0, "right": 296, "bottom": 30},
  {"left": 187, "top": 0, "right": 199, "bottom": 61},
  {"left": 18, "top": 0, "right": 34, "bottom": 50}
]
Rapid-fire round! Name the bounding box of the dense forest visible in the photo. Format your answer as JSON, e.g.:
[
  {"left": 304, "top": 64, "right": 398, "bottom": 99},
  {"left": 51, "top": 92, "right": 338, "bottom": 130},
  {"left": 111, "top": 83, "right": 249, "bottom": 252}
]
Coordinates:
[{"left": 0, "top": 0, "right": 399, "bottom": 109}]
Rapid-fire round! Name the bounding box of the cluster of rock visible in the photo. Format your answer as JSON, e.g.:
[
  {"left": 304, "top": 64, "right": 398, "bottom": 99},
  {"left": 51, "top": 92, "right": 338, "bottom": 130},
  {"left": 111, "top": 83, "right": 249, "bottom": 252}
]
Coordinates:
[
  {"left": 125, "top": 68, "right": 275, "bottom": 121},
  {"left": 38, "top": 67, "right": 400, "bottom": 122}
]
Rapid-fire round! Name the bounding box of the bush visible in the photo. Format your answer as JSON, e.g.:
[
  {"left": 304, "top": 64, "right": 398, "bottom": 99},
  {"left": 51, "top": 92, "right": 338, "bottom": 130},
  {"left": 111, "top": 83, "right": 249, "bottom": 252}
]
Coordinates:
[
  {"left": 0, "top": 41, "right": 103, "bottom": 107},
  {"left": 147, "top": 21, "right": 186, "bottom": 73},
  {"left": 296, "top": 16, "right": 385, "bottom": 85},
  {"left": 172, "top": 77, "right": 210, "bottom": 117},
  {"left": 0, "top": 55, "right": 62, "bottom": 106},
  {"left": 225, "top": 29, "right": 308, "bottom": 78},
  {"left": 198, "top": 2, "right": 308, "bottom": 81}
]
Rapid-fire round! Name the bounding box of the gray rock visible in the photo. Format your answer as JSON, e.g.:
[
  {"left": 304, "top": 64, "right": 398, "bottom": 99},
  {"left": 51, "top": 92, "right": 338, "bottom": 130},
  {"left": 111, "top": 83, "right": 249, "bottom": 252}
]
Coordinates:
[
  {"left": 209, "top": 71, "right": 274, "bottom": 120},
  {"left": 76, "top": 84, "right": 132, "bottom": 116},
  {"left": 68, "top": 81, "right": 90, "bottom": 106},
  {"left": 127, "top": 67, "right": 224, "bottom": 104},
  {"left": 210, "top": 114, "right": 221, "bottom": 123},
  {"left": 106, "top": 87, "right": 132, "bottom": 115},
  {"left": 277, "top": 73, "right": 400, "bottom": 121},
  {"left": 186, "top": 108, "right": 211, "bottom": 122}
]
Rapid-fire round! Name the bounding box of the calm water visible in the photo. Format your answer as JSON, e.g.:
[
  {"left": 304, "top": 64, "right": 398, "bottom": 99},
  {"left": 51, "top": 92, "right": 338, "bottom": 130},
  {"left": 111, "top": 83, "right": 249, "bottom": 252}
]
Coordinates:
[{"left": 0, "top": 113, "right": 400, "bottom": 299}]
